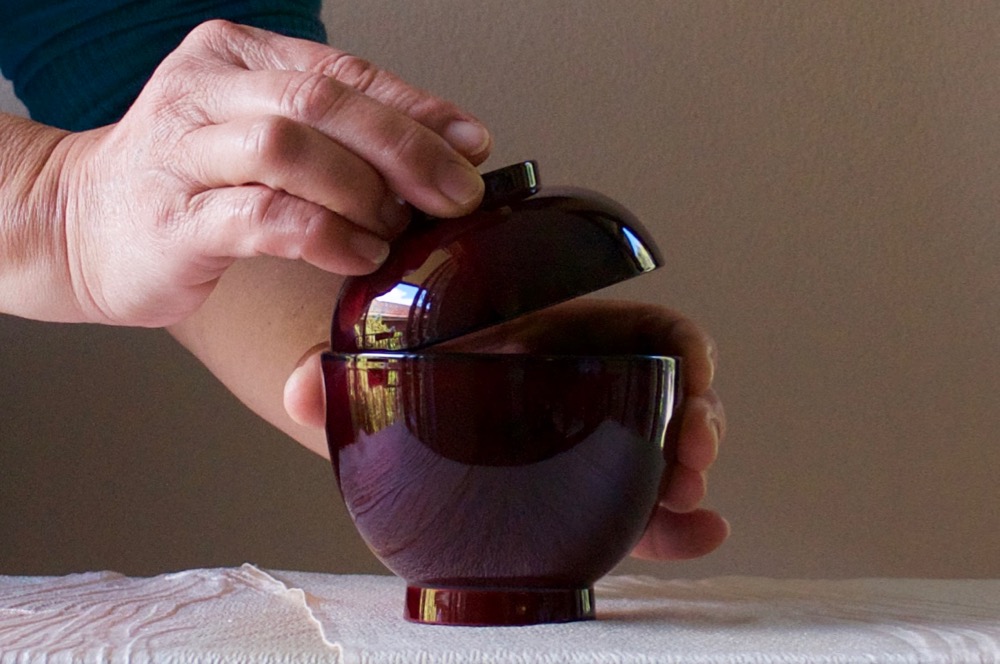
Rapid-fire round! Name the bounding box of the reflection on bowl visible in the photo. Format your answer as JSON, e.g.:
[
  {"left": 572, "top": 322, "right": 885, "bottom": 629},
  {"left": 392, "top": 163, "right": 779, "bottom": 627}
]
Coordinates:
[{"left": 322, "top": 351, "right": 677, "bottom": 626}]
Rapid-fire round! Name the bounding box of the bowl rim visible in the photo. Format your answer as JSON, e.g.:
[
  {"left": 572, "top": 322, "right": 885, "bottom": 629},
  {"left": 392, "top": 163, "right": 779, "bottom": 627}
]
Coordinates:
[{"left": 321, "top": 350, "right": 678, "bottom": 363}]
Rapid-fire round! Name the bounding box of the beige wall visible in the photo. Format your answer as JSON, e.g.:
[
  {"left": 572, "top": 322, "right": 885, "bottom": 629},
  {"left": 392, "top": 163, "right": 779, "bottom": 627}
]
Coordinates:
[{"left": 1, "top": 1, "right": 998, "bottom": 579}]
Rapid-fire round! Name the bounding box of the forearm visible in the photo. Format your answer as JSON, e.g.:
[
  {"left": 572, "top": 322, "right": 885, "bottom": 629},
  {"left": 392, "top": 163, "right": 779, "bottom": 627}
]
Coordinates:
[
  {"left": 0, "top": 112, "right": 78, "bottom": 322},
  {"left": 167, "top": 256, "right": 340, "bottom": 457}
]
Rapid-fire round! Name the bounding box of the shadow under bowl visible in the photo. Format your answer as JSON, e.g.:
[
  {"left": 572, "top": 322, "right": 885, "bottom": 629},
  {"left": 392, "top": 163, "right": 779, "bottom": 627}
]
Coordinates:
[{"left": 322, "top": 351, "right": 678, "bottom": 626}]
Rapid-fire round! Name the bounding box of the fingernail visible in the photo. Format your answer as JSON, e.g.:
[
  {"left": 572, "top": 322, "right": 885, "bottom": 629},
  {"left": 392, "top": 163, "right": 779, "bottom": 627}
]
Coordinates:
[
  {"left": 284, "top": 342, "right": 329, "bottom": 430},
  {"left": 707, "top": 341, "right": 719, "bottom": 384},
  {"left": 443, "top": 120, "right": 491, "bottom": 156},
  {"left": 436, "top": 159, "right": 484, "bottom": 208},
  {"left": 710, "top": 415, "right": 722, "bottom": 448},
  {"left": 379, "top": 196, "right": 411, "bottom": 234},
  {"left": 349, "top": 232, "right": 390, "bottom": 265}
]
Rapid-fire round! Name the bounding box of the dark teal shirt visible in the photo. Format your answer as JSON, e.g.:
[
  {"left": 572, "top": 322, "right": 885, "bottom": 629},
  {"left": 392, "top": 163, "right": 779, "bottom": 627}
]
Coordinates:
[{"left": 0, "top": 0, "right": 326, "bottom": 130}]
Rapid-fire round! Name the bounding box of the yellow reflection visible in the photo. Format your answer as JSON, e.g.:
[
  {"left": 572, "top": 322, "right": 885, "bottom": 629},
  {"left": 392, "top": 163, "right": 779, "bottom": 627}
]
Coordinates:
[
  {"left": 419, "top": 588, "right": 439, "bottom": 623},
  {"left": 347, "top": 358, "right": 400, "bottom": 434},
  {"left": 354, "top": 314, "right": 404, "bottom": 351}
]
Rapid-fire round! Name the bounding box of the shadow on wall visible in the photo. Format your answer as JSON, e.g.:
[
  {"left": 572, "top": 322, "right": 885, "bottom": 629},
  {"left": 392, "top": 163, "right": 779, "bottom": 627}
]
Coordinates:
[{"left": 0, "top": 317, "right": 381, "bottom": 575}]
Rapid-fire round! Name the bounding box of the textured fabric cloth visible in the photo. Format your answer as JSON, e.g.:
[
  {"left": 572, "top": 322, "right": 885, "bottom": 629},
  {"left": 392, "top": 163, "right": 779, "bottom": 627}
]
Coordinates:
[
  {"left": 1, "top": 565, "right": 999, "bottom": 663},
  {"left": 0, "top": 0, "right": 326, "bottom": 130}
]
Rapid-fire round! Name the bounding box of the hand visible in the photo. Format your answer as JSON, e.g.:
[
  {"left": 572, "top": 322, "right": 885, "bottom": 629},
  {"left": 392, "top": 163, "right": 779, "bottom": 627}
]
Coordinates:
[
  {"left": 44, "top": 20, "right": 491, "bottom": 327},
  {"left": 286, "top": 298, "right": 729, "bottom": 561}
]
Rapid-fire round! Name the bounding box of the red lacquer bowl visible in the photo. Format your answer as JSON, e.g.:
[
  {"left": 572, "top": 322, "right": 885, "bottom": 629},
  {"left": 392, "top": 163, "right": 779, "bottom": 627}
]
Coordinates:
[
  {"left": 322, "top": 161, "right": 675, "bottom": 625},
  {"left": 322, "top": 350, "right": 677, "bottom": 625}
]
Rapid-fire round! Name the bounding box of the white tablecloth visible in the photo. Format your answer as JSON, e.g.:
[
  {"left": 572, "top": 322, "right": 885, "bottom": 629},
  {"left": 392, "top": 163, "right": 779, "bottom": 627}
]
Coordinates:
[{"left": 1, "top": 564, "right": 998, "bottom": 663}]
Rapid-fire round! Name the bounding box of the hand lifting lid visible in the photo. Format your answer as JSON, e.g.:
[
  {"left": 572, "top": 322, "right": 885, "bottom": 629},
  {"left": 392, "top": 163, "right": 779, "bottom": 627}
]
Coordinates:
[{"left": 330, "top": 161, "right": 663, "bottom": 352}]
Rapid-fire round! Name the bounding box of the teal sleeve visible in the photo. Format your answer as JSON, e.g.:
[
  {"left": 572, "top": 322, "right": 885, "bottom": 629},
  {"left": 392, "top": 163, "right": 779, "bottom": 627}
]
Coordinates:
[{"left": 0, "top": 0, "right": 327, "bottom": 130}]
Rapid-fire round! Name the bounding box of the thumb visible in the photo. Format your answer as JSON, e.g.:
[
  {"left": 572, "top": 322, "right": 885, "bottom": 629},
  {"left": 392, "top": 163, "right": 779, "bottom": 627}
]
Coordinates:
[{"left": 283, "top": 342, "right": 329, "bottom": 429}]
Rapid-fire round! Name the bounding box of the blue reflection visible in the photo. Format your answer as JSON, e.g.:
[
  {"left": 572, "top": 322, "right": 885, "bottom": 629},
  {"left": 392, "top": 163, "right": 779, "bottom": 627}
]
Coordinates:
[
  {"left": 378, "top": 282, "right": 421, "bottom": 307},
  {"left": 621, "top": 227, "right": 657, "bottom": 272}
]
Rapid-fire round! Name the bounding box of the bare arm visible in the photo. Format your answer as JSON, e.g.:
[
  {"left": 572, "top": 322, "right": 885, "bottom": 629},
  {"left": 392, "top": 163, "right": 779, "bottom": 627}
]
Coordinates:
[
  {"left": 0, "top": 113, "right": 336, "bottom": 456},
  {"left": 167, "top": 256, "right": 339, "bottom": 457},
  {"left": 0, "top": 113, "right": 75, "bottom": 322}
]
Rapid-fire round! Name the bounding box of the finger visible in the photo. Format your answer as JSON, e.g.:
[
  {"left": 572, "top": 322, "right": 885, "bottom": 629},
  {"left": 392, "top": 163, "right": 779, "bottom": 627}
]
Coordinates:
[
  {"left": 188, "top": 21, "right": 493, "bottom": 163},
  {"left": 659, "top": 464, "right": 707, "bottom": 514},
  {"left": 179, "top": 116, "right": 410, "bottom": 239},
  {"left": 314, "top": 55, "right": 493, "bottom": 164},
  {"left": 676, "top": 389, "right": 725, "bottom": 472},
  {"left": 652, "top": 313, "right": 716, "bottom": 396},
  {"left": 284, "top": 342, "right": 329, "bottom": 430},
  {"left": 196, "top": 67, "right": 483, "bottom": 216},
  {"left": 187, "top": 185, "right": 390, "bottom": 273},
  {"left": 176, "top": 23, "right": 486, "bottom": 215},
  {"left": 179, "top": 116, "right": 411, "bottom": 239},
  {"left": 631, "top": 508, "right": 730, "bottom": 561}
]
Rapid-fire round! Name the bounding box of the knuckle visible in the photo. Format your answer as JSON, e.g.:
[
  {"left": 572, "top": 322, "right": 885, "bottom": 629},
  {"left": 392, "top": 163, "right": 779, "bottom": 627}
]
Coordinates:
[
  {"left": 235, "top": 188, "right": 311, "bottom": 261},
  {"left": 381, "top": 120, "right": 428, "bottom": 168},
  {"left": 322, "top": 53, "right": 441, "bottom": 123},
  {"left": 237, "top": 186, "right": 281, "bottom": 235},
  {"left": 143, "top": 24, "right": 245, "bottom": 127},
  {"left": 278, "top": 71, "right": 346, "bottom": 124},
  {"left": 243, "top": 115, "right": 303, "bottom": 166},
  {"left": 320, "top": 52, "right": 380, "bottom": 94},
  {"left": 388, "top": 85, "right": 449, "bottom": 122},
  {"left": 182, "top": 19, "right": 241, "bottom": 50}
]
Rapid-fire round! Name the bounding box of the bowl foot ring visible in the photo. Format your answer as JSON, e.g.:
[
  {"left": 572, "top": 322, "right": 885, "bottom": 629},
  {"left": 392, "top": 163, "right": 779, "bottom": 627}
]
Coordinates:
[{"left": 405, "top": 584, "right": 596, "bottom": 626}]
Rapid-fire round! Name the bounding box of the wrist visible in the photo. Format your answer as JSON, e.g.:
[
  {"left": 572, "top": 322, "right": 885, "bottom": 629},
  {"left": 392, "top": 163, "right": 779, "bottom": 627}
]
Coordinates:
[{"left": 0, "top": 114, "right": 87, "bottom": 322}]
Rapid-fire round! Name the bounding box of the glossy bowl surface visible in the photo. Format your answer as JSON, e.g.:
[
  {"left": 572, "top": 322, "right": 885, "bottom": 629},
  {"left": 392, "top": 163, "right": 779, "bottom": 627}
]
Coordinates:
[
  {"left": 322, "top": 351, "right": 677, "bottom": 625},
  {"left": 330, "top": 166, "right": 662, "bottom": 353}
]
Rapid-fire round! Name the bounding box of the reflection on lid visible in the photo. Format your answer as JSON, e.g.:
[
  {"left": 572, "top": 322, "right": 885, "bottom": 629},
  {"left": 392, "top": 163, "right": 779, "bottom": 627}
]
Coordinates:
[
  {"left": 355, "top": 242, "right": 460, "bottom": 350},
  {"left": 332, "top": 179, "right": 664, "bottom": 354},
  {"left": 622, "top": 227, "right": 657, "bottom": 272},
  {"left": 355, "top": 283, "right": 422, "bottom": 351}
]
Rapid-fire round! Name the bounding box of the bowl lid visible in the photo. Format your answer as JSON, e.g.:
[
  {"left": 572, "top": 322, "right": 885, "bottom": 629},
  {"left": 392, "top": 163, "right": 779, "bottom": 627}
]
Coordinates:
[{"left": 330, "top": 161, "right": 663, "bottom": 353}]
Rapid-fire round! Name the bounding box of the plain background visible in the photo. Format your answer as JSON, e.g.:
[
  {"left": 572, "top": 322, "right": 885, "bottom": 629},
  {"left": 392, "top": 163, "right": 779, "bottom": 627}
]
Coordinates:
[{"left": 1, "top": 1, "right": 998, "bottom": 580}]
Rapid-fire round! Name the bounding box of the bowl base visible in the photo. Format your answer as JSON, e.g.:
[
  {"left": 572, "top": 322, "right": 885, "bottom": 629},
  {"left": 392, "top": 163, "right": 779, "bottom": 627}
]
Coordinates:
[{"left": 405, "top": 585, "right": 596, "bottom": 626}]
